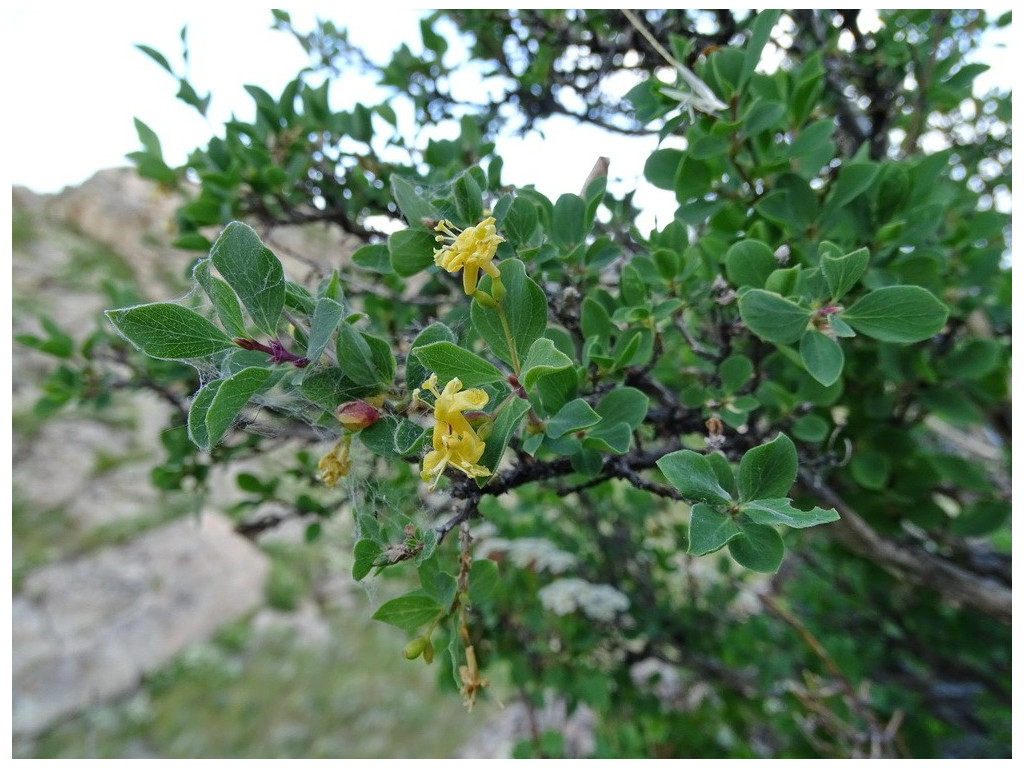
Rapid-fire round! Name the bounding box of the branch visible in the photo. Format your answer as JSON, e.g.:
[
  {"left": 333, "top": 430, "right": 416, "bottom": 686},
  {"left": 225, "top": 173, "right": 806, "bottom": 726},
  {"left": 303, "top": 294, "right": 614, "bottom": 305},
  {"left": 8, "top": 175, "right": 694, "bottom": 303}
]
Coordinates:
[
  {"left": 799, "top": 469, "right": 1011, "bottom": 625},
  {"left": 436, "top": 498, "right": 481, "bottom": 543},
  {"left": 902, "top": 11, "right": 951, "bottom": 154}
]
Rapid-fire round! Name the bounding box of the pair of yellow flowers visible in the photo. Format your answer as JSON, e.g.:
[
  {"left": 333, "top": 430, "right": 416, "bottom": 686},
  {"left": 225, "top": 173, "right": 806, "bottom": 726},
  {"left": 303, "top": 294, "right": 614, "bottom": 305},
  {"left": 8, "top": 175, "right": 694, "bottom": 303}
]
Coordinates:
[
  {"left": 419, "top": 216, "right": 505, "bottom": 487},
  {"left": 320, "top": 217, "right": 501, "bottom": 489}
]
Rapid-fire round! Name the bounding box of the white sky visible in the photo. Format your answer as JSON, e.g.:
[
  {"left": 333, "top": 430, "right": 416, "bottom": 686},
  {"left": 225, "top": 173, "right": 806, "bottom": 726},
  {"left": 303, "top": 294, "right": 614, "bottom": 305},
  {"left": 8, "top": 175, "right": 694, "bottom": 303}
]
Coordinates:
[
  {"left": 7, "top": 6, "right": 667, "bottom": 219},
  {"left": 6, "top": 7, "right": 1013, "bottom": 229}
]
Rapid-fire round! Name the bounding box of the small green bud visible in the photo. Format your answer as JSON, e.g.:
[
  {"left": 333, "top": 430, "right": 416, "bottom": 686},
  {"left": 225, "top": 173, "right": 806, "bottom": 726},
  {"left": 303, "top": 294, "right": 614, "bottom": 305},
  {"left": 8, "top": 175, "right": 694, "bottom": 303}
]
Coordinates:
[
  {"left": 474, "top": 290, "right": 498, "bottom": 309},
  {"left": 403, "top": 636, "right": 429, "bottom": 660},
  {"left": 422, "top": 641, "right": 435, "bottom": 665},
  {"left": 491, "top": 277, "right": 506, "bottom": 303}
]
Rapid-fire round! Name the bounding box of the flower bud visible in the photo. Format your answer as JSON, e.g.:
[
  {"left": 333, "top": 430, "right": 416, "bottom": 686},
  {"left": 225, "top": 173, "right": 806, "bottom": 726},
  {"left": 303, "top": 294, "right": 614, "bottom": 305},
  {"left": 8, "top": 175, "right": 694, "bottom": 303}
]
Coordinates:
[
  {"left": 422, "top": 641, "right": 435, "bottom": 665},
  {"left": 490, "top": 277, "right": 506, "bottom": 303},
  {"left": 403, "top": 635, "right": 429, "bottom": 660},
  {"left": 473, "top": 290, "right": 498, "bottom": 309},
  {"left": 335, "top": 400, "right": 380, "bottom": 431}
]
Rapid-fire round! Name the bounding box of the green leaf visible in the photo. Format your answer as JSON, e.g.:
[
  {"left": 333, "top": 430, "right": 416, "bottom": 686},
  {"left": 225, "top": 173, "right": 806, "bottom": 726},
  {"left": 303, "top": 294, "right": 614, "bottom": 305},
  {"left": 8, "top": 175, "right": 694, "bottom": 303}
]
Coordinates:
[
  {"left": 361, "top": 416, "right": 427, "bottom": 458},
  {"left": 582, "top": 387, "right": 648, "bottom": 454},
  {"left": 821, "top": 161, "right": 880, "bottom": 221},
  {"left": 135, "top": 44, "right": 174, "bottom": 74},
  {"left": 620, "top": 263, "right": 648, "bottom": 305},
  {"left": 741, "top": 99, "right": 786, "bottom": 136},
  {"left": 710, "top": 47, "right": 744, "bottom": 95},
  {"left": 352, "top": 243, "right": 394, "bottom": 274},
  {"left": 209, "top": 222, "right": 285, "bottom": 336},
  {"left": 738, "top": 290, "right": 811, "bottom": 343},
  {"left": 738, "top": 433, "right": 797, "bottom": 502},
  {"left": 821, "top": 246, "right": 869, "bottom": 301},
  {"left": 337, "top": 322, "right": 393, "bottom": 386},
  {"left": 850, "top": 449, "right": 890, "bottom": 490},
  {"left": 299, "top": 368, "right": 378, "bottom": 411},
  {"left": 205, "top": 367, "right": 272, "bottom": 446},
  {"left": 502, "top": 196, "right": 540, "bottom": 248},
  {"left": 800, "top": 330, "right": 844, "bottom": 387},
  {"left": 689, "top": 135, "right": 729, "bottom": 160},
  {"left": 740, "top": 498, "right": 839, "bottom": 528},
  {"left": 787, "top": 118, "right": 835, "bottom": 174},
  {"left": 371, "top": 594, "right": 443, "bottom": 632},
  {"left": 390, "top": 175, "right": 439, "bottom": 227},
  {"left": 453, "top": 171, "right": 484, "bottom": 224},
  {"left": 411, "top": 341, "right": 505, "bottom": 388},
  {"left": 468, "top": 559, "right": 500, "bottom": 603},
  {"left": 471, "top": 259, "right": 547, "bottom": 368},
  {"left": 580, "top": 296, "right": 613, "bottom": 344},
  {"left": 285, "top": 282, "right": 316, "bottom": 314},
  {"left": 395, "top": 419, "right": 429, "bottom": 456},
  {"left": 719, "top": 355, "right": 753, "bottom": 394},
  {"left": 726, "top": 240, "right": 777, "bottom": 288},
  {"left": 949, "top": 500, "right": 1010, "bottom": 537},
  {"left": 305, "top": 297, "right": 344, "bottom": 366},
  {"left": 192, "top": 260, "right": 247, "bottom": 339},
  {"left": 521, "top": 338, "right": 573, "bottom": 390},
  {"left": 829, "top": 314, "right": 856, "bottom": 338},
  {"left": 551, "top": 193, "right": 586, "bottom": 247},
  {"left": 688, "top": 503, "right": 743, "bottom": 556},
  {"left": 740, "top": 10, "right": 781, "bottom": 90},
  {"left": 584, "top": 423, "right": 632, "bottom": 455},
  {"left": 360, "top": 416, "right": 401, "bottom": 458},
  {"left": 728, "top": 523, "right": 784, "bottom": 573},
  {"left": 478, "top": 396, "right": 531, "bottom": 478},
  {"left": 418, "top": 557, "right": 456, "bottom": 606},
  {"left": 133, "top": 118, "right": 164, "bottom": 157},
  {"left": 843, "top": 286, "right": 949, "bottom": 343},
  {"left": 388, "top": 228, "right": 437, "bottom": 277},
  {"left": 363, "top": 333, "right": 396, "bottom": 385},
  {"left": 107, "top": 303, "right": 235, "bottom": 360},
  {"left": 940, "top": 339, "right": 1003, "bottom": 380},
  {"left": 187, "top": 380, "right": 221, "bottom": 449},
  {"left": 707, "top": 452, "right": 737, "bottom": 497},
  {"left": 596, "top": 387, "right": 648, "bottom": 430},
  {"left": 792, "top": 414, "right": 830, "bottom": 442},
  {"left": 535, "top": 367, "right": 579, "bottom": 416},
  {"left": 546, "top": 398, "right": 601, "bottom": 438},
  {"left": 657, "top": 450, "right": 734, "bottom": 504},
  {"left": 611, "top": 328, "right": 646, "bottom": 371},
  {"left": 352, "top": 539, "right": 382, "bottom": 581},
  {"left": 406, "top": 323, "right": 457, "bottom": 392},
  {"left": 16, "top": 317, "right": 74, "bottom": 359},
  {"left": 644, "top": 148, "right": 685, "bottom": 190}
]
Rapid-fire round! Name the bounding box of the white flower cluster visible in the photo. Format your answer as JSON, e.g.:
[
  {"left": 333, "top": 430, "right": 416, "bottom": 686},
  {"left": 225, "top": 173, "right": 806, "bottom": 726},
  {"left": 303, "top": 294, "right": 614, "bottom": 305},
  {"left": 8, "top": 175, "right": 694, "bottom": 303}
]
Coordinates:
[
  {"left": 475, "top": 536, "right": 578, "bottom": 574},
  {"left": 538, "top": 578, "right": 631, "bottom": 622}
]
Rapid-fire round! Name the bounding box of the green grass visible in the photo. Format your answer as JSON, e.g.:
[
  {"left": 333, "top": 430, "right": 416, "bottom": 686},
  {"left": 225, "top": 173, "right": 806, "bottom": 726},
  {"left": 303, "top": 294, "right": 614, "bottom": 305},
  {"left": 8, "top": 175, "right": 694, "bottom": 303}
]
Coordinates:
[
  {"left": 30, "top": 608, "right": 484, "bottom": 758},
  {"left": 59, "top": 242, "right": 135, "bottom": 286},
  {"left": 262, "top": 540, "right": 317, "bottom": 612},
  {"left": 12, "top": 494, "right": 75, "bottom": 591},
  {"left": 12, "top": 207, "right": 38, "bottom": 250},
  {"left": 12, "top": 486, "right": 198, "bottom": 590}
]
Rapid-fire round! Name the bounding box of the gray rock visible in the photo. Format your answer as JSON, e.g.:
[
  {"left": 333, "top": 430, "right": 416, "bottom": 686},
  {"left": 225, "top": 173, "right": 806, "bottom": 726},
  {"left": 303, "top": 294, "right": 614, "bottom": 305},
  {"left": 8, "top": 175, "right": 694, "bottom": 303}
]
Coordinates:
[
  {"left": 13, "top": 513, "right": 269, "bottom": 736},
  {"left": 14, "top": 418, "right": 132, "bottom": 512}
]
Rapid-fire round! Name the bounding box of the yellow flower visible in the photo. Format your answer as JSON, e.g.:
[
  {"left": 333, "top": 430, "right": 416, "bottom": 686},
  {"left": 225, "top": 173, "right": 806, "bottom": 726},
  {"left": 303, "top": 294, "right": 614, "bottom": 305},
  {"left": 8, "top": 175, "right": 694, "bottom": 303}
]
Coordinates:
[
  {"left": 419, "top": 374, "right": 492, "bottom": 488},
  {"left": 318, "top": 437, "right": 352, "bottom": 487},
  {"left": 433, "top": 217, "right": 504, "bottom": 294}
]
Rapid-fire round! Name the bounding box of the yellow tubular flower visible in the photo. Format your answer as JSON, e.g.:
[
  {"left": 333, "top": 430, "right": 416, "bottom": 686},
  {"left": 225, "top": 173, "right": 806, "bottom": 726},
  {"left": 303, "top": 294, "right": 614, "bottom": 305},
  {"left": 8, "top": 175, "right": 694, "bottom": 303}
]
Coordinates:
[
  {"left": 433, "top": 217, "right": 504, "bottom": 294},
  {"left": 419, "top": 375, "right": 492, "bottom": 488}
]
